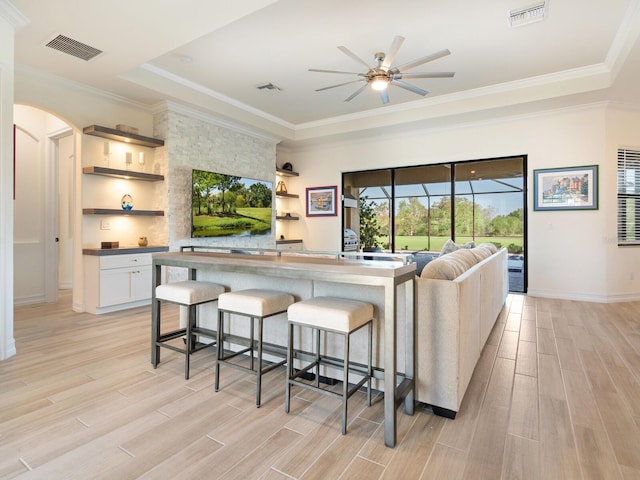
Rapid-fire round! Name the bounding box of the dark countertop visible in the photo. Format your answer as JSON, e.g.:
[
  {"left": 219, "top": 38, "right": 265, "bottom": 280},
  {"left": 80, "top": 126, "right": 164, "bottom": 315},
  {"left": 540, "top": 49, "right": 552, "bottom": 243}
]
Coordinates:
[{"left": 82, "top": 245, "right": 169, "bottom": 256}]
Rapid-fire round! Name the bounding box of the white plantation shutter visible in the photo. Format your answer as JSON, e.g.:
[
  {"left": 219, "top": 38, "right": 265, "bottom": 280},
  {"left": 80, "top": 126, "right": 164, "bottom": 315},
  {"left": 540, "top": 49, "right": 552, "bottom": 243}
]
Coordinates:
[{"left": 618, "top": 148, "right": 640, "bottom": 245}]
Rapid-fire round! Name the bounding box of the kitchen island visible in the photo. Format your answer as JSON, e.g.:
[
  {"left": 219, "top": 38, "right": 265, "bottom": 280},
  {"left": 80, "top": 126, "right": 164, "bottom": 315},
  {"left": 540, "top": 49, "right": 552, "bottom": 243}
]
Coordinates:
[{"left": 151, "top": 248, "right": 415, "bottom": 447}]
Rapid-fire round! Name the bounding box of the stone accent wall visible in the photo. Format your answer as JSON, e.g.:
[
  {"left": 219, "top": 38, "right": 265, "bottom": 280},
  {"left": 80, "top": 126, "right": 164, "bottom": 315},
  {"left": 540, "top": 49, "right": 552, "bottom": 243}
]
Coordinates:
[{"left": 154, "top": 107, "right": 277, "bottom": 251}]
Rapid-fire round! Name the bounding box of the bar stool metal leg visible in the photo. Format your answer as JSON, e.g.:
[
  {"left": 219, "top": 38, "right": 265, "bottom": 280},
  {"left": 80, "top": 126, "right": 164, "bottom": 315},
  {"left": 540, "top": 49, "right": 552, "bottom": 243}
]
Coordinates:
[{"left": 285, "top": 296, "right": 374, "bottom": 435}]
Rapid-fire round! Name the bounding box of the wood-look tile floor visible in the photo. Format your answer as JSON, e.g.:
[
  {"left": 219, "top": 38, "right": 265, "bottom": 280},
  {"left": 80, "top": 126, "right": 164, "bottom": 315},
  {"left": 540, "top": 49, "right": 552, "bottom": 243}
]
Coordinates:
[{"left": 2, "top": 292, "right": 640, "bottom": 479}]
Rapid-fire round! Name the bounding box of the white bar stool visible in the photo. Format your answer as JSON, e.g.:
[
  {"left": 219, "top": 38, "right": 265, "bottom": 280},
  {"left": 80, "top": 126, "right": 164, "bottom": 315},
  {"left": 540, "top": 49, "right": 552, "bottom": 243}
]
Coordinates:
[
  {"left": 153, "top": 280, "right": 225, "bottom": 379},
  {"left": 285, "top": 296, "right": 374, "bottom": 435},
  {"left": 215, "top": 289, "right": 295, "bottom": 407}
]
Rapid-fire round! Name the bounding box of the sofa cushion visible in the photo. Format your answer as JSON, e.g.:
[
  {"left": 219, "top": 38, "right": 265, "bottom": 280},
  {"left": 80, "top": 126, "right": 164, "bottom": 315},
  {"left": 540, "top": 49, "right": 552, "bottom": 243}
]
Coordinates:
[
  {"left": 412, "top": 252, "right": 435, "bottom": 276},
  {"left": 477, "top": 242, "right": 498, "bottom": 254},
  {"left": 421, "top": 253, "right": 467, "bottom": 280},
  {"left": 449, "top": 248, "right": 478, "bottom": 270},
  {"left": 470, "top": 246, "right": 492, "bottom": 261}
]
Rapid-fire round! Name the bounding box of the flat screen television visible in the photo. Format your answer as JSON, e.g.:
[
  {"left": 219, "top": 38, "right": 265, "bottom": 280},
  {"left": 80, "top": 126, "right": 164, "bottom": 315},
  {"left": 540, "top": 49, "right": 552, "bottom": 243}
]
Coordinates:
[{"left": 191, "top": 168, "right": 273, "bottom": 238}]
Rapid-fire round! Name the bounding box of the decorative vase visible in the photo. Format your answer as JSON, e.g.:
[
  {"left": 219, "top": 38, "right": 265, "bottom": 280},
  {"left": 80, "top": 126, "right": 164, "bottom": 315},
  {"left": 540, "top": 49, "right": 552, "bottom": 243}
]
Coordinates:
[
  {"left": 276, "top": 180, "right": 287, "bottom": 194},
  {"left": 138, "top": 236, "right": 148, "bottom": 247},
  {"left": 121, "top": 194, "right": 133, "bottom": 210}
]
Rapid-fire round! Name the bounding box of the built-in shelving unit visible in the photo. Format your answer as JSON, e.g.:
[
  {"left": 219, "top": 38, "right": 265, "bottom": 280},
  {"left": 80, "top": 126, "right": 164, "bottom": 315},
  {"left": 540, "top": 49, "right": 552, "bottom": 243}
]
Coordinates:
[
  {"left": 275, "top": 166, "right": 302, "bottom": 246},
  {"left": 83, "top": 125, "right": 165, "bottom": 148},
  {"left": 83, "top": 125, "right": 166, "bottom": 218},
  {"left": 83, "top": 166, "right": 164, "bottom": 182}
]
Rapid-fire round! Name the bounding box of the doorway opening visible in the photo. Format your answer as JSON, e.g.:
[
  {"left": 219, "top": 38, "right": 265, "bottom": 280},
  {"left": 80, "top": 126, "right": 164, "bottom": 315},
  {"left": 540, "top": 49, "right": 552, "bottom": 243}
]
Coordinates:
[{"left": 13, "top": 105, "right": 75, "bottom": 305}]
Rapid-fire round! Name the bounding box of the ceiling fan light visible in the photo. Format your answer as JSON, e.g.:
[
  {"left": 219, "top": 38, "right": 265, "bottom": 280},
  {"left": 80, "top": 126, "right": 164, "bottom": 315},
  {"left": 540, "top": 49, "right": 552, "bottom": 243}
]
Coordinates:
[{"left": 371, "top": 77, "right": 389, "bottom": 91}]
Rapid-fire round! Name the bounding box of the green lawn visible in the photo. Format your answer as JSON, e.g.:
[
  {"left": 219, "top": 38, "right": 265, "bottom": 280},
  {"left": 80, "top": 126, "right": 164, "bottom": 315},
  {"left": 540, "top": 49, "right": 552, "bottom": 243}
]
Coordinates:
[
  {"left": 389, "top": 235, "right": 524, "bottom": 253},
  {"left": 192, "top": 207, "right": 272, "bottom": 237}
]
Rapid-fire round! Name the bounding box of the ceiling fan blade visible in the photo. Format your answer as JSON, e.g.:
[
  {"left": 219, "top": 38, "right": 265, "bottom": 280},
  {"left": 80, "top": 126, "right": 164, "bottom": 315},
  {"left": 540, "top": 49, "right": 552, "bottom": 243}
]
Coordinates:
[
  {"left": 392, "top": 79, "right": 429, "bottom": 96},
  {"left": 337, "top": 45, "right": 372, "bottom": 70},
  {"left": 396, "top": 72, "right": 455, "bottom": 79},
  {"left": 309, "top": 68, "right": 364, "bottom": 75},
  {"left": 380, "top": 89, "right": 390, "bottom": 104},
  {"left": 344, "top": 83, "right": 369, "bottom": 102},
  {"left": 315, "top": 79, "right": 365, "bottom": 92},
  {"left": 381, "top": 35, "right": 405, "bottom": 69},
  {"left": 395, "top": 49, "right": 451, "bottom": 72}
]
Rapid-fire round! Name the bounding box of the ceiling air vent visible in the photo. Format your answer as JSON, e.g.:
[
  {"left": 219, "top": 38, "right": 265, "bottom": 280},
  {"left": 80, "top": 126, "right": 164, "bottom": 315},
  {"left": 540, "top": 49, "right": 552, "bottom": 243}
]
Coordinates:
[
  {"left": 45, "top": 34, "right": 103, "bottom": 61},
  {"left": 508, "top": 1, "right": 547, "bottom": 28}
]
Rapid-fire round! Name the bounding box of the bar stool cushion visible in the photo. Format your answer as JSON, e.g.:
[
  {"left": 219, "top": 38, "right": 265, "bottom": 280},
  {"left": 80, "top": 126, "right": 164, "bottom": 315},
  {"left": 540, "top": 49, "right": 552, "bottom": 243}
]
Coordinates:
[
  {"left": 287, "top": 297, "right": 374, "bottom": 333},
  {"left": 156, "top": 280, "right": 225, "bottom": 305},
  {"left": 218, "top": 289, "right": 294, "bottom": 317}
]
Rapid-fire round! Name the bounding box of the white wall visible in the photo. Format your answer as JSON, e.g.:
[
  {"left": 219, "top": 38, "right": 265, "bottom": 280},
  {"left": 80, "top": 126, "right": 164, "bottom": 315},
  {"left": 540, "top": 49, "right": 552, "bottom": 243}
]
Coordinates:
[
  {"left": 285, "top": 103, "right": 640, "bottom": 302},
  {"left": 0, "top": 10, "right": 16, "bottom": 360},
  {"left": 58, "top": 133, "right": 74, "bottom": 289}
]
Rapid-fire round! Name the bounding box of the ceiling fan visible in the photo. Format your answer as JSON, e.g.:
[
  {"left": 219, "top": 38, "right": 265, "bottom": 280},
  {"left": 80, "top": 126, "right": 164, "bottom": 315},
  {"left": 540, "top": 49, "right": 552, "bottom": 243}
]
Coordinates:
[{"left": 309, "top": 35, "right": 454, "bottom": 104}]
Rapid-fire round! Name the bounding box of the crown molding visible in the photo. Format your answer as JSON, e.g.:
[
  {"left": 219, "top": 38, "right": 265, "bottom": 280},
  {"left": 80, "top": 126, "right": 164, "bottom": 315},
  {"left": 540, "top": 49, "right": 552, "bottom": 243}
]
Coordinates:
[
  {"left": 605, "top": 0, "right": 640, "bottom": 77},
  {"left": 154, "top": 100, "right": 281, "bottom": 144},
  {"left": 282, "top": 100, "right": 615, "bottom": 154},
  {"left": 140, "top": 63, "right": 295, "bottom": 130},
  {"left": 294, "top": 63, "right": 612, "bottom": 133},
  {"left": 15, "top": 64, "right": 155, "bottom": 113},
  {"left": 0, "top": 0, "right": 29, "bottom": 29}
]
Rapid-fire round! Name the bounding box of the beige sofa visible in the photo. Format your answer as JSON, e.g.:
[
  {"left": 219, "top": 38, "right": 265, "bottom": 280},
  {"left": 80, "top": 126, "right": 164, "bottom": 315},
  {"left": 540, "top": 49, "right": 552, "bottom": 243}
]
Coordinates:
[{"left": 414, "top": 245, "right": 508, "bottom": 417}]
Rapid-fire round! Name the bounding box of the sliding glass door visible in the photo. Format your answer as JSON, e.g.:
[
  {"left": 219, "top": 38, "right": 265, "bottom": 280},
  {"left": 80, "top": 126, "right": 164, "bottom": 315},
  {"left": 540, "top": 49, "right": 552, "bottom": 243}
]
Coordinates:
[{"left": 342, "top": 155, "right": 526, "bottom": 292}]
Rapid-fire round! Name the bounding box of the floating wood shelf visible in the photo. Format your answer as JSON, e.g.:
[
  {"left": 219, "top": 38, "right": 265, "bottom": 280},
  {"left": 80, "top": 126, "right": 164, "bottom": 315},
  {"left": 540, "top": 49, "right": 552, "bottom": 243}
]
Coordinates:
[
  {"left": 83, "top": 125, "right": 165, "bottom": 148},
  {"left": 276, "top": 167, "right": 299, "bottom": 177},
  {"left": 83, "top": 166, "right": 164, "bottom": 182},
  {"left": 82, "top": 208, "right": 164, "bottom": 216},
  {"left": 276, "top": 192, "right": 299, "bottom": 199},
  {"left": 276, "top": 215, "right": 299, "bottom": 221}
]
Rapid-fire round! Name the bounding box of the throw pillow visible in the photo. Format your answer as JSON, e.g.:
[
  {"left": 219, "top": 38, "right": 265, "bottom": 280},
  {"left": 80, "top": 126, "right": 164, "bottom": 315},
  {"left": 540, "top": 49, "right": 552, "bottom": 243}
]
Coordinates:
[
  {"left": 440, "top": 239, "right": 459, "bottom": 256},
  {"left": 440, "top": 239, "right": 476, "bottom": 256}
]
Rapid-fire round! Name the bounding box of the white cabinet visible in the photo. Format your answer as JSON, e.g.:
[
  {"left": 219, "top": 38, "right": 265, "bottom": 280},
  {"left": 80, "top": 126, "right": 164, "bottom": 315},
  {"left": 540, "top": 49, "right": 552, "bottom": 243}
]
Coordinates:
[{"left": 84, "top": 253, "right": 153, "bottom": 314}]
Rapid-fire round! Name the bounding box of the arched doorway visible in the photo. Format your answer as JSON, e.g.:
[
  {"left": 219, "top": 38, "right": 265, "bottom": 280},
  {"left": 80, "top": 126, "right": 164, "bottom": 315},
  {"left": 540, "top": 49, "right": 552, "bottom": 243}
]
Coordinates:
[{"left": 13, "top": 105, "right": 75, "bottom": 305}]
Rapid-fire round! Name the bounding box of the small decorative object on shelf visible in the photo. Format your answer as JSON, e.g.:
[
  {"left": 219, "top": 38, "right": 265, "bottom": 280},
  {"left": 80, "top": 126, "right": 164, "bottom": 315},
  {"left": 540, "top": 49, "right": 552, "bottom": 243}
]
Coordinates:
[
  {"left": 103, "top": 142, "right": 110, "bottom": 167},
  {"left": 138, "top": 152, "right": 145, "bottom": 171},
  {"left": 282, "top": 162, "right": 293, "bottom": 171},
  {"left": 121, "top": 194, "right": 133, "bottom": 210},
  {"left": 101, "top": 241, "right": 119, "bottom": 249},
  {"left": 276, "top": 180, "right": 288, "bottom": 194},
  {"left": 138, "top": 236, "right": 148, "bottom": 247},
  {"left": 125, "top": 152, "right": 133, "bottom": 170}
]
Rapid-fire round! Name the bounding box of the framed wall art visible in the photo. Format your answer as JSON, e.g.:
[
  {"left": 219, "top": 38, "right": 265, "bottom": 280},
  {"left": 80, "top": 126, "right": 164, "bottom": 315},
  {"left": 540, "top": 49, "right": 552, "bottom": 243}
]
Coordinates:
[
  {"left": 533, "top": 165, "right": 598, "bottom": 211},
  {"left": 306, "top": 185, "right": 337, "bottom": 217}
]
